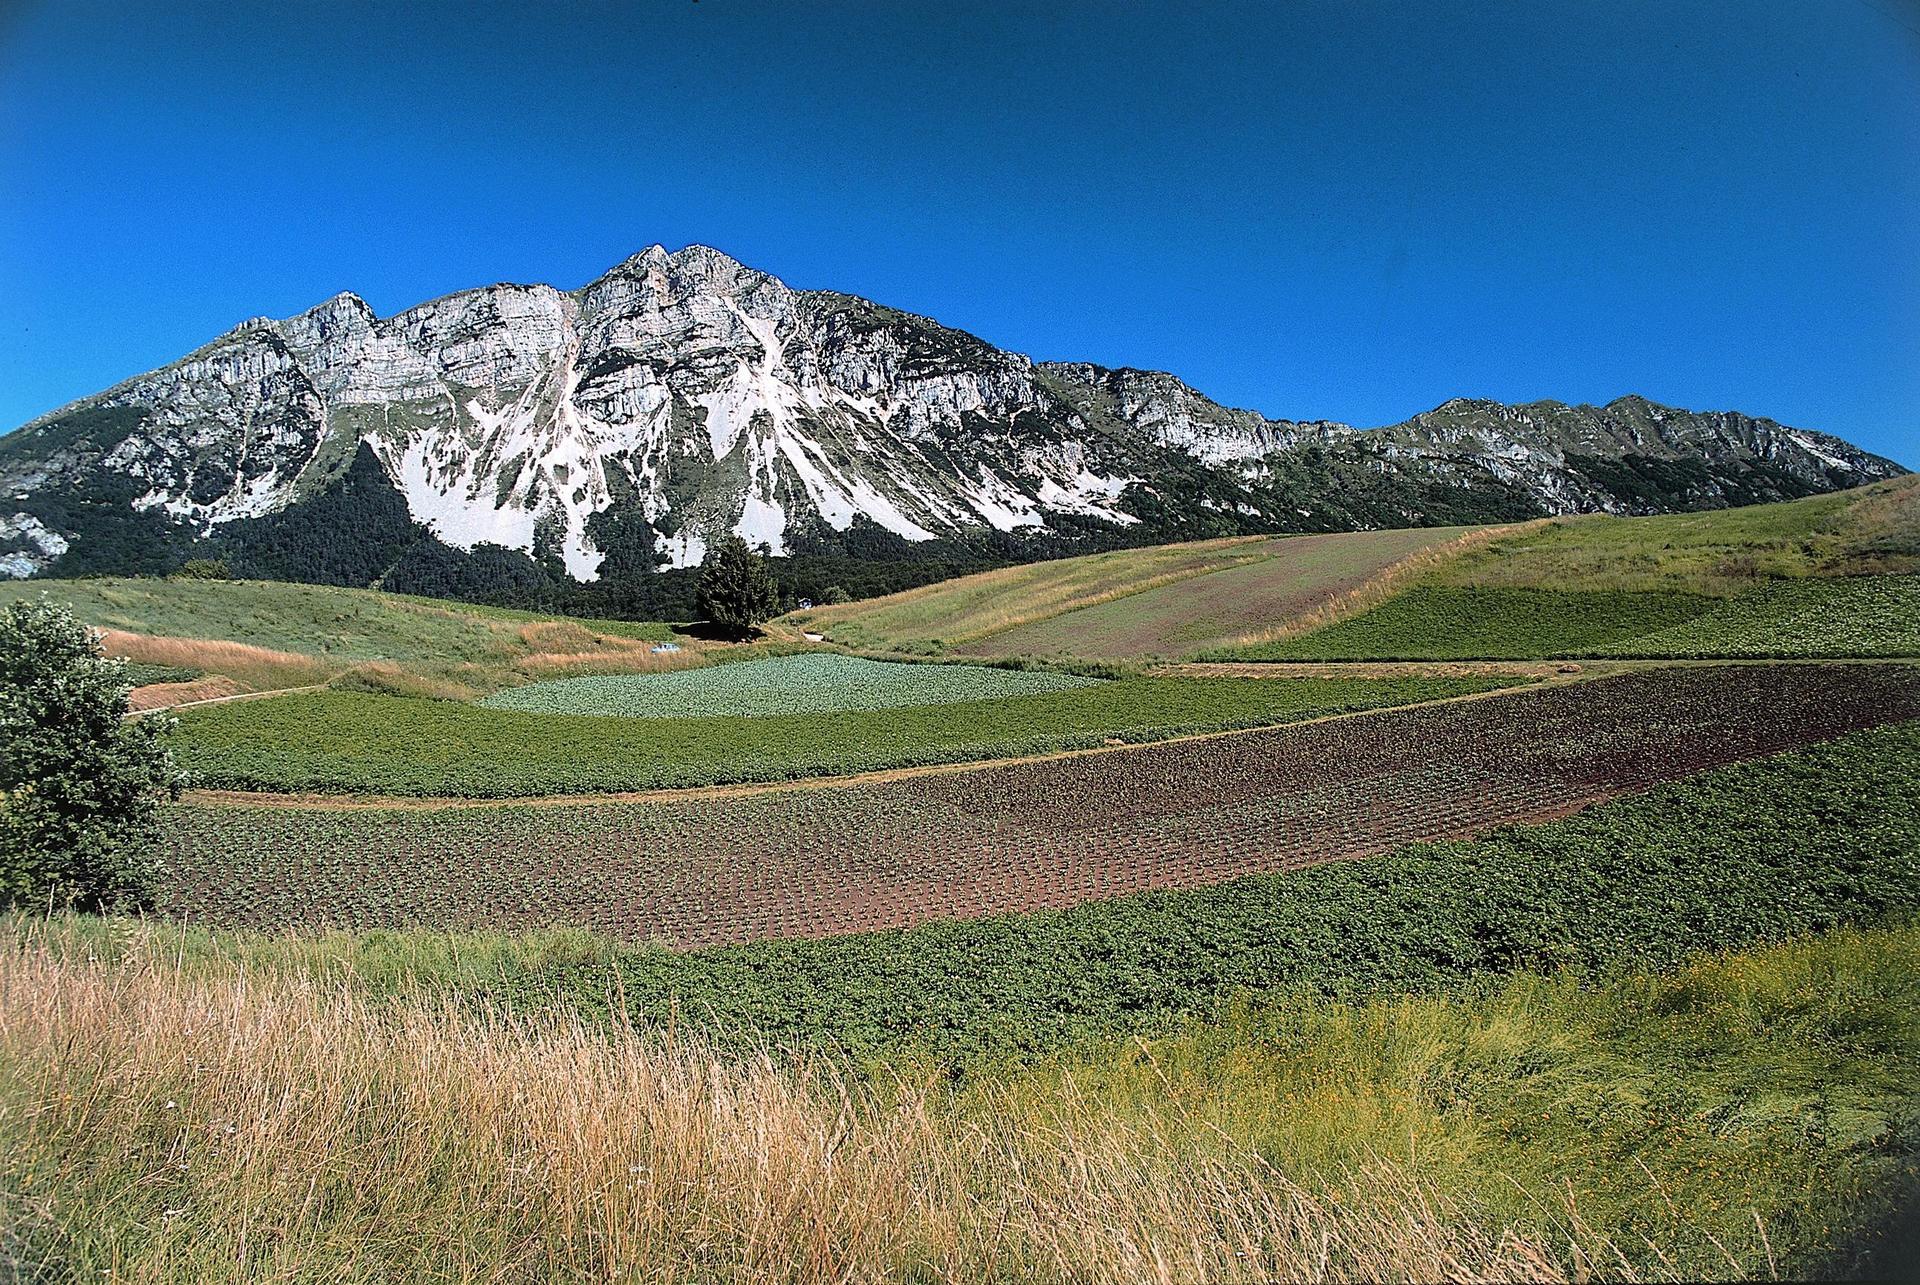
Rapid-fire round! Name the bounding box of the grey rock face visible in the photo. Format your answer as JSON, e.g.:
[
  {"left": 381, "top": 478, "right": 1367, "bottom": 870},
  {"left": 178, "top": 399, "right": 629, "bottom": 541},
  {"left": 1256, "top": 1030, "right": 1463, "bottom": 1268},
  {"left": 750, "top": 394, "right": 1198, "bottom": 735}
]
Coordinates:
[{"left": 0, "top": 246, "right": 1905, "bottom": 578}]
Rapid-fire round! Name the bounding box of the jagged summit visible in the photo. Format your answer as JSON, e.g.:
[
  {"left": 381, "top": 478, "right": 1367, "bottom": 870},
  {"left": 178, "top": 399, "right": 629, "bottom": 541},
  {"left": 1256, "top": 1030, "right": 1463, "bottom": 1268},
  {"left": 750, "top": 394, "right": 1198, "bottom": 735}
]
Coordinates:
[{"left": 0, "top": 246, "right": 1904, "bottom": 583}]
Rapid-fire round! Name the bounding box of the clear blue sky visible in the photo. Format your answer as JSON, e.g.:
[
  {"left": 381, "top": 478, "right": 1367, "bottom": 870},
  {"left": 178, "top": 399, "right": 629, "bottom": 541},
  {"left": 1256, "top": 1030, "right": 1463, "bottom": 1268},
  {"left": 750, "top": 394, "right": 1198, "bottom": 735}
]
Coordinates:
[{"left": 2, "top": 0, "right": 1916, "bottom": 462}]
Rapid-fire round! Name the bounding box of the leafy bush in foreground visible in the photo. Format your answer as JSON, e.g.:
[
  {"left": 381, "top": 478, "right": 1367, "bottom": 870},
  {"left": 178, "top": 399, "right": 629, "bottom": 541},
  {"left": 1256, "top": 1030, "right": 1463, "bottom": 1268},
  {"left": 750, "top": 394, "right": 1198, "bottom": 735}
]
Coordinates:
[{"left": 0, "top": 600, "right": 185, "bottom": 908}]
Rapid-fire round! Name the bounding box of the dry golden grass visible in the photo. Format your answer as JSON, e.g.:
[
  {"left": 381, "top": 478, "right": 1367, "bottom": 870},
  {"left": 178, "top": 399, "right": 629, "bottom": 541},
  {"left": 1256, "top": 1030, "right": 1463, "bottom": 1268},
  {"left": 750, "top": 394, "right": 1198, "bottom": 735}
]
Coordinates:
[
  {"left": 97, "top": 630, "right": 338, "bottom": 693},
  {"left": 1208, "top": 521, "right": 1551, "bottom": 652},
  {"left": 0, "top": 933, "right": 1729, "bottom": 1285},
  {"left": 799, "top": 537, "right": 1269, "bottom": 651}
]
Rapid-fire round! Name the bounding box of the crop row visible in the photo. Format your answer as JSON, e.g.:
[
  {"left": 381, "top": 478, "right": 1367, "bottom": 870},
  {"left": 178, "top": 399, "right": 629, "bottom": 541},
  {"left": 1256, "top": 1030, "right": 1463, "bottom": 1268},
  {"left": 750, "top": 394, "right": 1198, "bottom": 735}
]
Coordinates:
[
  {"left": 156, "top": 663, "right": 1920, "bottom": 946},
  {"left": 477, "top": 653, "right": 1101, "bottom": 719}
]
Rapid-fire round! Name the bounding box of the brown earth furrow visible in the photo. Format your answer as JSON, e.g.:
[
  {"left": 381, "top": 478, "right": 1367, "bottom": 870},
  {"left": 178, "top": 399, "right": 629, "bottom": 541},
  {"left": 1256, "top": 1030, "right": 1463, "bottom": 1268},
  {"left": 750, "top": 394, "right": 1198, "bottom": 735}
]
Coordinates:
[{"left": 159, "top": 663, "right": 1920, "bottom": 947}]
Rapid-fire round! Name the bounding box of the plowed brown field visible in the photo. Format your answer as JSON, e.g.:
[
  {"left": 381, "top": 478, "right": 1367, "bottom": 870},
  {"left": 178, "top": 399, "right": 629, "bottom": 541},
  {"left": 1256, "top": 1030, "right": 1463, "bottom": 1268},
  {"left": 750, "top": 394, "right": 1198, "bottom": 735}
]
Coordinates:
[{"left": 160, "top": 663, "right": 1920, "bottom": 946}]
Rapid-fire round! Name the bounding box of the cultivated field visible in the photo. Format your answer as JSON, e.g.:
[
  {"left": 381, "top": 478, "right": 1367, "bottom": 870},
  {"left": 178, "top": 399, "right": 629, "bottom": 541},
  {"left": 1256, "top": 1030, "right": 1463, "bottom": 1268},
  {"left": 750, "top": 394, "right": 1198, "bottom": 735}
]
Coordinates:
[
  {"left": 478, "top": 654, "right": 1102, "bottom": 718},
  {"left": 173, "top": 671, "right": 1507, "bottom": 796},
  {"left": 799, "top": 524, "right": 1512, "bottom": 657},
  {"left": 157, "top": 663, "right": 1920, "bottom": 944},
  {"left": 953, "top": 525, "right": 1487, "bottom": 658}
]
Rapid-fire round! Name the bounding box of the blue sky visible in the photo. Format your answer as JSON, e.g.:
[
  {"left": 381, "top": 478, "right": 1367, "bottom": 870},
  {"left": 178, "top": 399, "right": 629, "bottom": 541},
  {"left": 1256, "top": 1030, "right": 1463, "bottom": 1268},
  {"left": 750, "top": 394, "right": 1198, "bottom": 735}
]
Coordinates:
[{"left": 1, "top": 0, "right": 1915, "bottom": 463}]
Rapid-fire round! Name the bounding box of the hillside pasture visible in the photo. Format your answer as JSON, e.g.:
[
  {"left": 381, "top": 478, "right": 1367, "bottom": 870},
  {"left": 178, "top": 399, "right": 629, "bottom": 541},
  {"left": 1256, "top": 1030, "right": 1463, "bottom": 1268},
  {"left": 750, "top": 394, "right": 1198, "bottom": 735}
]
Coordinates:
[
  {"left": 956, "top": 525, "right": 1487, "bottom": 659},
  {"left": 0, "top": 576, "right": 696, "bottom": 700},
  {"left": 1430, "top": 476, "right": 1919, "bottom": 594},
  {"left": 795, "top": 536, "right": 1271, "bottom": 651},
  {"left": 155, "top": 664, "right": 1920, "bottom": 945}
]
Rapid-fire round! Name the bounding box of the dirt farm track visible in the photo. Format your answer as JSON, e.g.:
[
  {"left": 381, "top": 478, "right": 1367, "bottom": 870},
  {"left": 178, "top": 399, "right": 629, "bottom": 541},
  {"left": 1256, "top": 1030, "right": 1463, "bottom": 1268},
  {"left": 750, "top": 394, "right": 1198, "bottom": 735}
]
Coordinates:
[{"left": 161, "top": 663, "right": 1920, "bottom": 947}]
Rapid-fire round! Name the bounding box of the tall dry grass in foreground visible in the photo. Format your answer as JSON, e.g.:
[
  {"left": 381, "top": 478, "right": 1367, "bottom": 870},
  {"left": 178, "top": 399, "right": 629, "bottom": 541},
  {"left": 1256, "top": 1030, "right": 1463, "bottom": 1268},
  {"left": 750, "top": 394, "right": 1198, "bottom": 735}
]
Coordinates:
[{"left": 0, "top": 939, "right": 1745, "bottom": 1285}]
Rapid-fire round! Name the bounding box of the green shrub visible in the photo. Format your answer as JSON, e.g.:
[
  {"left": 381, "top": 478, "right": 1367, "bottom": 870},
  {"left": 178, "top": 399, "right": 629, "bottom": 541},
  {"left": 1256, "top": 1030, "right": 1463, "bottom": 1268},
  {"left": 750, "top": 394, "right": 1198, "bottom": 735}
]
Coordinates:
[{"left": 0, "top": 600, "right": 187, "bottom": 908}]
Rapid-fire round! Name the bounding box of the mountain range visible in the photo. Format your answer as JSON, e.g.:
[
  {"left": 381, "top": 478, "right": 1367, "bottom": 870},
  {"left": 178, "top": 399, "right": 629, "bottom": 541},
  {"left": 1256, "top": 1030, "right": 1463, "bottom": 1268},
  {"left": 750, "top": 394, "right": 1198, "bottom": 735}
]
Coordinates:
[{"left": 1, "top": 244, "right": 1904, "bottom": 607}]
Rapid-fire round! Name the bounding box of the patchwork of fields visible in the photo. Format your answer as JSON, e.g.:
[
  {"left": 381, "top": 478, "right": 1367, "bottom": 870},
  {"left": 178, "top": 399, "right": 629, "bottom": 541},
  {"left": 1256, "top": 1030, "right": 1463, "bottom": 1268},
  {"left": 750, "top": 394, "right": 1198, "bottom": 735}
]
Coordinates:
[
  {"left": 158, "top": 663, "right": 1920, "bottom": 945},
  {"left": 174, "top": 671, "right": 1508, "bottom": 796}
]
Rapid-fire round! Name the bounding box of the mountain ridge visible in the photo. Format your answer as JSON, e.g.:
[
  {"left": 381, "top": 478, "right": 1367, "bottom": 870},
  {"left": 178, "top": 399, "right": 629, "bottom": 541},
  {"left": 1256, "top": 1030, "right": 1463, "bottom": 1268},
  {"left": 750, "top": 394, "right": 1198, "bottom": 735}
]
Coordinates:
[{"left": 1, "top": 244, "right": 1904, "bottom": 595}]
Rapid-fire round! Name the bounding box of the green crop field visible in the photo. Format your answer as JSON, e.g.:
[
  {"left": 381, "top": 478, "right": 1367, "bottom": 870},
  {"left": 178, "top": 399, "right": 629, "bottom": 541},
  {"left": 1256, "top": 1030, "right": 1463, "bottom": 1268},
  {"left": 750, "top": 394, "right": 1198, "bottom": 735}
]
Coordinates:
[
  {"left": 1218, "top": 574, "right": 1920, "bottom": 661},
  {"left": 1209, "top": 481, "right": 1920, "bottom": 661},
  {"left": 480, "top": 654, "right": 1102, "bottom": 718},
  {"left": 172, "top": 673, "right": 1513, "bottom": 796},
  {"left": 956, "top": 525, "right": 1483, "bottom": 659}
]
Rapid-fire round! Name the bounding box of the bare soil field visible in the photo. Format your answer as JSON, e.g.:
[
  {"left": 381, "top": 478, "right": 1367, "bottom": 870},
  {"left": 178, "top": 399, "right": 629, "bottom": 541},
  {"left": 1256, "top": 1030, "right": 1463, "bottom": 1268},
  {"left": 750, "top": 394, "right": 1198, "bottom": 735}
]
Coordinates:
[{"left": 158, "top": 663, "right": 1920, "bottom": 946}]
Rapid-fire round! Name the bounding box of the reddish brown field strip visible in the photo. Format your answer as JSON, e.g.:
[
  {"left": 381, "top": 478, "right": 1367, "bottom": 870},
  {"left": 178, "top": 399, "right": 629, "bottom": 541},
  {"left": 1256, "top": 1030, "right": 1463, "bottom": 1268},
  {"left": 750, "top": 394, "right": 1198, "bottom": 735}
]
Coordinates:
[{"left": 160, "top": 663, "right": 1920, "bottom": 947}]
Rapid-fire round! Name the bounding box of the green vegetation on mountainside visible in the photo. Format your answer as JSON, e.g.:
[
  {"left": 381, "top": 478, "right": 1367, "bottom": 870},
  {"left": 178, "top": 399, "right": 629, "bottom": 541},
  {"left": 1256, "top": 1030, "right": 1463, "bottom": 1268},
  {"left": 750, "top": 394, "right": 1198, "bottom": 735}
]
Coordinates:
[
  {"left": 173, "top": 674, "right": 1511, "bottom": 796},
  {"left": 1431, "top": 476, "right": 1918, "bottom": 593},
  {"left": 479, "top": 654, "right": 1101, "bottom": 718}
]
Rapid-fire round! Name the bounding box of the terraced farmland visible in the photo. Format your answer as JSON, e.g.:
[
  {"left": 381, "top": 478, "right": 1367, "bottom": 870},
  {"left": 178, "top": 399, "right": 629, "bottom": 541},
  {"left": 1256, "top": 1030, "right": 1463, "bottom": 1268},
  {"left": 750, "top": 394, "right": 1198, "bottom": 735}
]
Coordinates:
[{"left": 158, "top": 663, "right": 1920, "bottom": 945}]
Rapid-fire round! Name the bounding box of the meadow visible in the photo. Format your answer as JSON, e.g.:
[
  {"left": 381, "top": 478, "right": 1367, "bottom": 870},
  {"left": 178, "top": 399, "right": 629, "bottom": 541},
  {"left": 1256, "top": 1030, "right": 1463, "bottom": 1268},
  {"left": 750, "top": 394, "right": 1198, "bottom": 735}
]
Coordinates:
[
  {"left": 171, "top": 672, "right": 1509, "bottom": 797},
  {"left": 0, "top": 575, "right": 696, "bottom": 700},
  {"left": 1205, "top": 482, "right": 1920, "bottom": 661},
  {"left": 952, "top": 525, "right": 1488, "bottom": 658}
]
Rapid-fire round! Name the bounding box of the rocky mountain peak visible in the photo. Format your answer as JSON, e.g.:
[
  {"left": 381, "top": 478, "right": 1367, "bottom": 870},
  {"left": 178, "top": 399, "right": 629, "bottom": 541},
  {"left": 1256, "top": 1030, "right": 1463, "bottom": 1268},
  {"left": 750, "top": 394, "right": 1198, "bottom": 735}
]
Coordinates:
[{"left": 0, "top": 246, "right": 1904, "bottom": 585}]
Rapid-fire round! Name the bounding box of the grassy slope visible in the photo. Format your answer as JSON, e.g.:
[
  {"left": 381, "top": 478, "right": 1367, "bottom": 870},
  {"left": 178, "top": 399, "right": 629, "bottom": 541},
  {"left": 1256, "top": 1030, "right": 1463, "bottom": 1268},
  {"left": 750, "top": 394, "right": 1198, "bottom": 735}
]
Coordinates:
[
  {"left": 171, "top": 673, "right": 1510, "bottom": 796},
  {"left": 0, "top": 576, "right": 699, "bottom": 699},
  {"left": 1432, "top": 475, "right": 1918, "bottom": 592},
  {"left": 0, "top": 575, "right": 676, "bottom": 662},
  {"left": 796, "top": 536, "right": 1274, "bottom": 651},
  {"left": 959, "top": 525, "right": 1483, "bottom": 659},
  {"left": 1217, "top": 480, "right": 1920, "bottom": 660}
]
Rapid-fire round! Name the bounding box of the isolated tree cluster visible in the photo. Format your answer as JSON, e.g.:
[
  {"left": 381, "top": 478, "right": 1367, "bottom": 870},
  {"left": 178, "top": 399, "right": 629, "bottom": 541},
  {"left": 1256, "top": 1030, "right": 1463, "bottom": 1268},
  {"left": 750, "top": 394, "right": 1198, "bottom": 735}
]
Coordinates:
[
  {"left": 697, "top": 536, "right": 780, "bottom": 640},
  {"left": 0, "top": 599, "right": 185, "bottom": 909}
]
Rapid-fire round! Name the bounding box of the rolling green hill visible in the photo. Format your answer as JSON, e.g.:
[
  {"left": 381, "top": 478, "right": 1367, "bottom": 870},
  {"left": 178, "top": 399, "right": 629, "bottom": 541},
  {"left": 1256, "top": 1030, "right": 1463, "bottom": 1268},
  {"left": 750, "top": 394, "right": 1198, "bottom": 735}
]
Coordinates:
[{"left": 1211, "top": 479, "right": 1920, "bottom": 661}]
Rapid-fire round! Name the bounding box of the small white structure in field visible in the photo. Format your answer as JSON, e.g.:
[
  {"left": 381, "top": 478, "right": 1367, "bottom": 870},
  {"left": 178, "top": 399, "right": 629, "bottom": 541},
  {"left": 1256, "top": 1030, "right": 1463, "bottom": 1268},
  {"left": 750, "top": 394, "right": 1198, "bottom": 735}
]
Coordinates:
[
  {"left": 650, "top": 643, "right": 681, "bottom": 654},
  {"left": 797, "top": 597, "right": 814, "bottom": 610}
]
